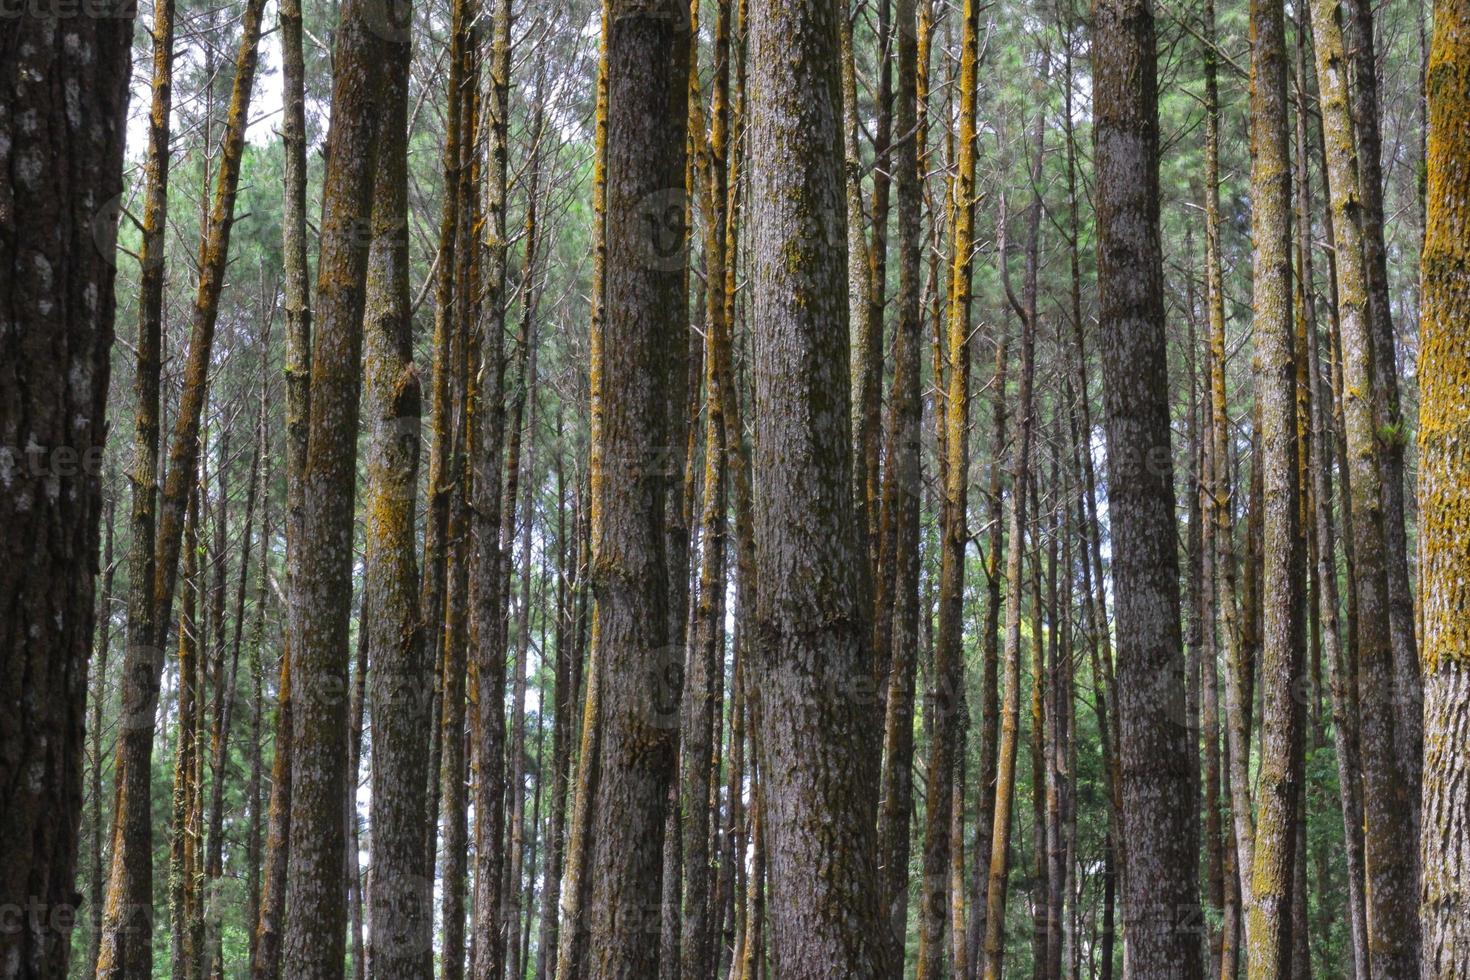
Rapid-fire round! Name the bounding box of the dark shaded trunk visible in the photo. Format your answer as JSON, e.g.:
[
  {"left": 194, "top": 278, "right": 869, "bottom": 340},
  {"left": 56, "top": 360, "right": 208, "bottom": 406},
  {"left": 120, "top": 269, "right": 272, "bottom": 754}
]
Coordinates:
[{"left": 1091, "top": 0, "right": 1206, "bottom": 972}]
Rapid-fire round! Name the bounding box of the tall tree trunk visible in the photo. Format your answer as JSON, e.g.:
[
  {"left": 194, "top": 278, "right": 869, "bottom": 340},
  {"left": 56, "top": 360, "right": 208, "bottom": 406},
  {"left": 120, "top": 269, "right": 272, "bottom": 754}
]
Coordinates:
[
  {"left": 915, "top": 0, "right": 981, "bottom": 969},
  {"left": 874, "top": 0, "right": 924, "bottom": 962},
  {"left": 361, "top": 1, "right": 431, "bottom": 969},
  {"left": 1417, "top": 0, "right": 1470, "bottom": 968},
  {"left": 747, "top": 0, "right": 889, "bottom": 967},
  {"left": 470, "top": 0, "right": 512, "bottom": 970},
  {"left": 281, "top": 0, "right": 386, "bottom": 969},
  {"left": 1244, "top": 0, "right": 1305, "bottom": 964},
  {"left": 582, "top": 1, "right": 689, "bottom": 974},
  {"left": 1091, "top": 0, "right": 1205, "bottom": 972},
  {"left": 171, "top": 496, "right": 202, "bottom": 980},
  {"left": 90, "top": 489, "right": 118, "bottom": 973},
  {"left": 95, "top": 0, "right": 170, "bottom": 965},
  {"left": 982, "top": 192, "right": 1039, "bottom": 980},
  {"left": 1339, "top": 0, "right": 1421, "bottom": 810},
  {"left": 99, "top": 0, "right": 265, "bottom": 968},
  {"left": 253, "top": 0, "right": 314, "bottom": 964},
  {"left": 1305, "top": 0, "right": 1423, "bottom": 971}
]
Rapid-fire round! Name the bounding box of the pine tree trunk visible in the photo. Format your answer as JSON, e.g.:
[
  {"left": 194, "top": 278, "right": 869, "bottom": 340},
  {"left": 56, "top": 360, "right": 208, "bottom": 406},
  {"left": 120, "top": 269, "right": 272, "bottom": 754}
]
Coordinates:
[
  {"left": 747, "top": 0, "right": 888, "bottom": 966},
  {"left": 1244, "top": 0, "right": 1306, "bottom": 965},
  {"left": 1091, "top": 0, "right": 1205, "bottom": 971},
  {"left": 281, "top": 0, "right": 387, "bottom": 970},
  {"left": 982, "top": 195, "right": 1038, "bottom": 980},
  {"left": 361, "top": 7, "right": 432, "bottom": 971},
  {"left": 1417, "top": 0, "right": 1470, "bottom": 968},
  {"left": 1305, "top": 0, "right": 1423, "bottom": 970},
  {"left": 873, "top": 0, "right": 923, "bottom": 961},
  {"left": 915, "top": 0, "right": 980, "bottom": 968},
  {"left": 94, "top": 0, "right": 169, "bottom": 967},
  {"left": 100, "top": 0, "right": 265, "bottom": 967},
  {"left": 582, "top": 2, "right": 689, "bottom": 974}
]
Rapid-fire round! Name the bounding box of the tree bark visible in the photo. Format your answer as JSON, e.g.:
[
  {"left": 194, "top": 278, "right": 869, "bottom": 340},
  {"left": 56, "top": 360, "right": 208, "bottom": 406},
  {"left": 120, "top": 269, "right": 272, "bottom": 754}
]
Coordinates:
[
  {"left": 747, "top": 0, "right": 889, "bottom": 967},
  {"left": 1091, "top": 0, "right": 1205, "bottom": 971},
  {"left": 1417, "top": 0, "right": 1470, "bottom": 968},
  {"left": 1244, "top": 0, "right": 1306, "bottom": 964},
  {"left": 281, "top": 0, "right": 386, "bottom": 970},
  {"left": 362, "top": 0, "right": 432, "bottom": 969},
  {"left": 582, "top": 1, "right": 689, "bottom": 974},
  {"left": 1305, "top": 0, "right": 1423, "bottom": 971}
]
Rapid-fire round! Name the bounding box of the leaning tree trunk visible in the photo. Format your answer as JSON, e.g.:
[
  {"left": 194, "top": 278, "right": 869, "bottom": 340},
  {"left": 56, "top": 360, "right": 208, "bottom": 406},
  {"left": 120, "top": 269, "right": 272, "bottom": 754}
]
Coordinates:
[
  {"left": 747, "top": 0, "right": 890, "bottom": 970},
  {"left": 1090, "top": 0, "right": 1206, "bottom": 974},
  {"left": 1418, "top": 0, "right": 1470, "bottom": 970},
  {"left": 98, "top": 2, "right": 265, "bottom": 970},
  {"left": 281, "top": 0, "right": 386, "bottom": 971},
  {"left": 581, "top": 1, "right": 690, "bottom": 975}
]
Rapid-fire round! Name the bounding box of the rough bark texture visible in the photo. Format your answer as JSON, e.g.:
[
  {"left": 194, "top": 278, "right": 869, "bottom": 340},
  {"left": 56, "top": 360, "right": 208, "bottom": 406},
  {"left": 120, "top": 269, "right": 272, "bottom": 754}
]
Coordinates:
[
  {"left": 1305, "top": 0, "right": 1422, "bottom": 971},
  {"left": 362, "top": 0, "right": 432, "bottom": 971},
  {"left": 1340, "top": 0, "right": 1421, "bottom": 810},
  {"left": 1418, "top": 0, "right": 1470, "bottom": 969},
  {"left": 469, "top": 0, "right": 509, "bottom": 972},
  {"left": 281, "top": 0, "right": 385, "bottom": 971},
  {"left": 1090, "top": 0, "right": 1205, "bottom": 974},
  {"left": 582, "top": 2, "right": 689, "bottom": 975},
  {"left": 1245, "top": 0, "right": 1305, "bottom": 966},
  {"left": 747, "top": 0, "right": 889, "bottom": 973}
]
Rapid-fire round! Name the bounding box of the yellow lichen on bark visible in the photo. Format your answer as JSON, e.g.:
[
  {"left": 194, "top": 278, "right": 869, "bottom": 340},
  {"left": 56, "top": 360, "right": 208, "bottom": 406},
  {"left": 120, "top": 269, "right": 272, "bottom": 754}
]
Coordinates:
[{"left": 1418, "top": 0, "right": 1470, "bottom": 972}]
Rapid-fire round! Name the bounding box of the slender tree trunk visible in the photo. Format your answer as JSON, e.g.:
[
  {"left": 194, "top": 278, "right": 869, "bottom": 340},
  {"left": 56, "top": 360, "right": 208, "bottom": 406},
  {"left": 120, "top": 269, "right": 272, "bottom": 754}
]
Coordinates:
[
  {"left": 93, "top": 0, "right": 169, "bottom": 966},
  {"left": 873, "top": 0, "right": 924, "bottom": 961},
  {"left": 1091, "top": 0, "right": 1205, "bottom": 971},
  {"left": 1244, "top": 0, "right": 1305, "bottom": 963},
  {"left": 1305, "top": 0, "right": 1423, "bottom": 970},
  {"left": 1339, "top": 0, "right": 1421, "bottom": 811},
  {"left": 171, "top": 496, "right": 202, "bottom": 980},
  {"left": 982, "top": 191, "right": 1040, "bottom": 980},
  {"left": 89, "top": 489, "right": 117, "bottom": 973},
  {"left": 99, "top": 0, "right": 265, "bottom": 968},
  {"left": 1417, "top": 0, "right": 1470, "bottom": 968},
  {"left": 916, "top": 0, "right": 980, "bottom": 969},
  {"left": 253, "top": 0, "right": 313, "bottom": 965}
]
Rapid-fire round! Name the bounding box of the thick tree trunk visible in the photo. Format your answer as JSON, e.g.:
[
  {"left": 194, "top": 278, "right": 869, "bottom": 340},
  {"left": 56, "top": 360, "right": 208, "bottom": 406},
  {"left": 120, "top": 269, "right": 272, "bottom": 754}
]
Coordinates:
[
  {"left": 581, "top": 2, "right": 689, "bottom": 975},
  {"left": 1091, "top": 0, "right": 1205, "bottom": 973},
  {"left": 1417, "top": 0, "right": 1470, "bottom": 969},
  {"left": 747, "top": 0, "right": 889, "bottom": 968}
]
